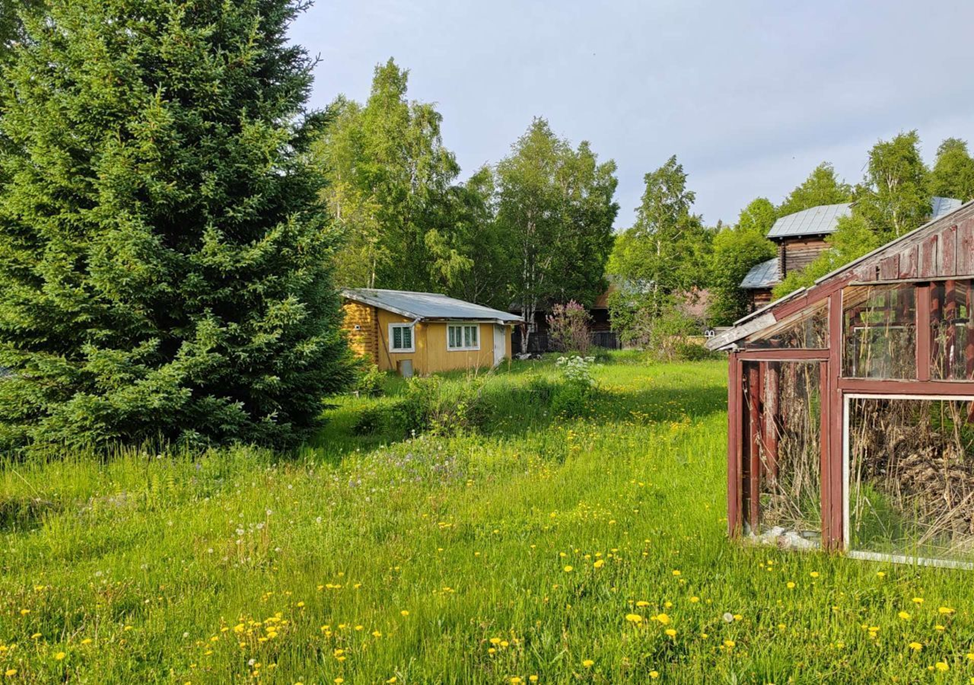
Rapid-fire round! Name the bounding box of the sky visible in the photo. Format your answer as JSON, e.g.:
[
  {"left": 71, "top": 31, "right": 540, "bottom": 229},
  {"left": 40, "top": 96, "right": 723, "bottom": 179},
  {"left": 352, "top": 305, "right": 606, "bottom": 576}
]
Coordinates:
[{"left": 290, "top": 0, "right": 974, "bottom": 228}]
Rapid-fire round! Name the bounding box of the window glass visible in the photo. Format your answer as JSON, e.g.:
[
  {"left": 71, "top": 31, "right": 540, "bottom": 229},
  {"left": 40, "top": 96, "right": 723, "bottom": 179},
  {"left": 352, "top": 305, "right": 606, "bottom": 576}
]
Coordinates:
[
  {"left": 391, "top": 324, "right": 412, "bottom": 351},
  {"left": 931, "top": 280, "right": 974, "bottom": 381},
  {"left": 742, "top": 361, "right": 822, "bottom": 549},
  {"left": 744, "top": 301, "right": 828, "bottom": 349},
  {"left": 848, "top": 397, "right": 974, "bottom": 564},
  {"left": 843, "top": 283, "right": 916, "bottom": 379}
]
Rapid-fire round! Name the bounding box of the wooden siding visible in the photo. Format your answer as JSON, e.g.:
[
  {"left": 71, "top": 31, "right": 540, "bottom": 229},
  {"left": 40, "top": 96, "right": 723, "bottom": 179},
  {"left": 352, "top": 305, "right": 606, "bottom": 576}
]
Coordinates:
[
  {"left": 778, "top": 236, "right": 829, "bottom": 280},
  {"left": 342, "top": 302, "right": 379, "bottom": 362},
  {"left": 848, "top": 212, "right": 974, "bottom": 283}
]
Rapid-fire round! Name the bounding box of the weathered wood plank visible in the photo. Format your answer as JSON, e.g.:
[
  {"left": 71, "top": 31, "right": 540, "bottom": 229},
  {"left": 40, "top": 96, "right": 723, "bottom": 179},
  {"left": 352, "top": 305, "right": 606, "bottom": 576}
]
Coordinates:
[
  {"left": 920, "top": 235, "right": 939, "bottom": 278},
  {"left": 941, "top": 225, "right": 957, "bottom": 276},
  {"left": 879, "top": 255, "right": 900, "bottom": 280},
  {"left": 958, "top": 218, "right": 974, "bottom": 274},
  {"left": 898, "top": 245, "right": 919, "bottom": 279}
]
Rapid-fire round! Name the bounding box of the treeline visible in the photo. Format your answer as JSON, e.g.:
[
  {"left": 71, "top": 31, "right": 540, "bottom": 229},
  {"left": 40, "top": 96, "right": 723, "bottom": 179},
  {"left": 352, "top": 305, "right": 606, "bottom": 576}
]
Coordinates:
[
  {"left": 311, "top": 60, "right": 619, "bottom": 346},
  {"left": 605, "top": 132, "right": 974, "bottom": 338}
]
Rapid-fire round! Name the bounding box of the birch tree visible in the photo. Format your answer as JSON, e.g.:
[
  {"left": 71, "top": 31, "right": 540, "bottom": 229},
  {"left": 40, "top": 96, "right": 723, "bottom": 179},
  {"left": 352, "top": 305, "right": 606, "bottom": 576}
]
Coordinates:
[{"left": 496, "top": 119, "right": 618, "bottom": 353}]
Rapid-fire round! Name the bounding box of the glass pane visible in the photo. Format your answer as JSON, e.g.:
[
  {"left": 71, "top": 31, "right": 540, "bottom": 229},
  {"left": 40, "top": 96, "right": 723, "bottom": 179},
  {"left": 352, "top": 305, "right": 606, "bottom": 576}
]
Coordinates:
[
  {"left": 403, "top": 326, "right": 412, "bottom": 349},
  {"left": 843, "top": 283, "right": 916, "bottom": 379},
  {"left": 393, "top": 327, "right": 402, "bottom": 349},
  {"left": 464, "top": 326, "right": 472, "bottom": 347},
  {"left": 744, "top": 301, "right": 828, "bottom": 349},
  {"left": 742, "top": 361, "right": 822, "bottom": 549},
  {"left": 849, "top": 397, "right": 974, "bottom": 564},
  {"left": 448, "top": 327, "right": 456, "bottom": 348},
  {"left": 470, "top": 326, "right": 478, "bottom": 345},
  {"left": 932, "top": 280, "right": 974, "bottom": 381}
]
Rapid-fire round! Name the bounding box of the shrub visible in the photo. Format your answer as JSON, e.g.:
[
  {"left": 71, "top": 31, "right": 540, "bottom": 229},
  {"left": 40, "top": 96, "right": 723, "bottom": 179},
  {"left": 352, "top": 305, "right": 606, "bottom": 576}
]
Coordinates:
[
  {"left": 553, "top": 355, "right": 598, "bottom": 418},
  {"left": 390, "top": 375, "right": 484, "bottom": 437},
  {"left": 355, "top": 364, "right": 385, "bottom": 398},
  {"left": 547, "top": 301, "right": 592, "bottom": 354}
]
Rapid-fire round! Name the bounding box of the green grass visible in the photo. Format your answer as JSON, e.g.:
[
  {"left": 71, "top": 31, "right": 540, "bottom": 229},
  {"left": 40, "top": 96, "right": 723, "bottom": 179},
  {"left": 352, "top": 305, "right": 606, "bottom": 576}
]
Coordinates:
[{"left": 2, "top": 355, "right": 974, "bottom": 683}]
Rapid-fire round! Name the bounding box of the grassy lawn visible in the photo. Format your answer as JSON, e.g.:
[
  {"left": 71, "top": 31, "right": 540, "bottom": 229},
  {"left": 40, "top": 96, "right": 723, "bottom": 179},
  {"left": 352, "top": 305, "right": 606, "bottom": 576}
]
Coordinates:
[{"left": 2, "top": 355, "right": 974, "bottom": 683}]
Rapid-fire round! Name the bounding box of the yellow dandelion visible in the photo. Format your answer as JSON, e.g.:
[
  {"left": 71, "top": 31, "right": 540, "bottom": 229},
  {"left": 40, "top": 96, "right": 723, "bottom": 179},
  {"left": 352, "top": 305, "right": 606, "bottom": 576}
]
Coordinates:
[
  {"left": 935, "top": 662, "right": 949, "bottom": 672},
  {"left": 898, "top": 611, "right": 911, "bottom": 620},
  {"left": 636, "top": 601, "right": 650, "bottom": 607},
  {"left": 938, "top": 607, "right": 955, "bottom": 615},
  {"left": 55, "top": 652, "right": 66, "bottom": 661},
  {"left": 563, "top": 566, "right": 573, "bottom": 573},
  {"left": 665, "top": 628, "right": 677, "bottom": 638},
  {"left": 912, "top": 597, "right": 924, "bottom": 604},
  {"left": 593, "top": 559, "right": 605, "bottom": 569},
  {"left": 909, "top": 642, "right": 922, "bottom": 652},
  {"left": 655, "top": 613, "right": 670, "bottom": 625},
  {"left": 786, "top": 582, "right": 796, "bottom": 589},
  {"left": 400, "top": 610, "right": 409, "bottom": 617},
  {"left": 625, "top": 613, "right": 643, "bottom": 624},
  {"left": 809, "top": 572, "right": 820, "bottom": 578},
  {"left": 650, "top": 671, "right": 659, "bottom": 679},
  {"left": 582, "top": 660, "right": 594, "bottom": 668}
]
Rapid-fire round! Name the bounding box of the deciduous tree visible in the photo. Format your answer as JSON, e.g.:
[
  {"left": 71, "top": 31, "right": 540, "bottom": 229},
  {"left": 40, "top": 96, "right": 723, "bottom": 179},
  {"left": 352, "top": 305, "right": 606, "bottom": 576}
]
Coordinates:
[
  {"left": 929, "top": 137, "right": 974, "bottom": 202},
  {"left": 777, "top": 162, "right": 853, "bottom": 216}
]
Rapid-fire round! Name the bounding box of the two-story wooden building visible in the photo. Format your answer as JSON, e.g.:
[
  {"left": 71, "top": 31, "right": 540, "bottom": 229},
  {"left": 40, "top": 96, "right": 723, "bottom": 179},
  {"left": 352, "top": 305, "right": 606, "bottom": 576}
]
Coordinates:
[{"left": 741, "top": 198, "right": 962, "bottom": 312}]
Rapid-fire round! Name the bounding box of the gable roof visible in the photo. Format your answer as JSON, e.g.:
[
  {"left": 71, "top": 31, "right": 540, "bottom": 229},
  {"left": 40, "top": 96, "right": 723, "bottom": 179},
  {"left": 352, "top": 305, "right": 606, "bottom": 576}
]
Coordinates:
[
  {"left": 740, "top": 257, "right": 780, "bottom": 290},
  {"left": 710, "top": 198, "right": 974, "bottom": 351},
  {"left": 343, "top": 289, "right": 522, "bottom": 324},
  {"left": 766, "top": 197, "right": 962, "bottom": 240},
  {"left": 767, "top": 203, "right": 851, "bottom": 239}
]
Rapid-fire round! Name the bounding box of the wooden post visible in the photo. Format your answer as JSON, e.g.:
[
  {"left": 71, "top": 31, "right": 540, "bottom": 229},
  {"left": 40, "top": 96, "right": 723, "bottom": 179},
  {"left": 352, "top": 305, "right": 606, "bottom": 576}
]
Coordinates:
[
  {"left": 917, "top": 284, "right": 932, "bottom": 382},
  {"left": 747, "top": 363, "right": 761, "bottom": 531},
  {"left": 727, "top": 353, "right": 742, "bottom": 537},
  {"left": 765, "top": 364, "right": 780, "bottom": 480},
  {"left": 967, "top": 281, "right": 974, "bottom": 381},
  {"left": 827, "top": 292, "right": 844, "bottom": 550},
  {"left": 944, "top": 281, "right": 957, "bottom": 379}
]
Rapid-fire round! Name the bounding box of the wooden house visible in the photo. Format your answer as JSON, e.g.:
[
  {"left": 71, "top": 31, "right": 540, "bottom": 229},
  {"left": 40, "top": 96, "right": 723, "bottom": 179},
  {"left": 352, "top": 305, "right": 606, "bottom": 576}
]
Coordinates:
[
  {"left": 710, "top": 200, "right": 974, "bottom": 567},
  {"left": 342, "top": 289, "right": 521, "bottom": 376},
  {"left": 741, "top": 198, "right": 962, "bottom": 312}
]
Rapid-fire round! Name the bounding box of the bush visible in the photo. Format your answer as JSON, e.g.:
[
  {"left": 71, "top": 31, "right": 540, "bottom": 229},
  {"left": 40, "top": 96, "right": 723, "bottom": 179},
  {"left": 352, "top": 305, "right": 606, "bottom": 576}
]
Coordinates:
[
  {"left": 355, "top": 364, "right": 385, "bottom": 398},
  {"left": 674, "top": 342, "right": 719, "bottom": 362},
  {"left": 352, "top": 406, "right": 386, "bottom": 436},
  {"left": 547, "top": 301, "right": 592, "bottom": 354},
  {"left": 390, "top": 375, "right": 484, "bottom": 437},
  {"left": 551, "top": 382, "right": 595, "bottom": 418}
]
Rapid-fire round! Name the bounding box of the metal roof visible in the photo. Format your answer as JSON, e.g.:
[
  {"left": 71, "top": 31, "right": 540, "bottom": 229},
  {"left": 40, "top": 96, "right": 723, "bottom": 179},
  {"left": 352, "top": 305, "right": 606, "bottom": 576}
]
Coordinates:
[
  {"left": 766, "top": 197, "right": 962, "bottom": 240},
  {"left": 342, "top": 289, "right": 522, "bottom": 324},
  {"left": 740, "top": 257, "right": 780, "bottom": 290},
  {"left": 708, "top": 198, "right": 974, "bottom": 351},
  {"left": 766, "top": 203, "right": 851, "bottom": 239},
  {"left": 931, "top": 196, "right": 963, "bottom": 218}
]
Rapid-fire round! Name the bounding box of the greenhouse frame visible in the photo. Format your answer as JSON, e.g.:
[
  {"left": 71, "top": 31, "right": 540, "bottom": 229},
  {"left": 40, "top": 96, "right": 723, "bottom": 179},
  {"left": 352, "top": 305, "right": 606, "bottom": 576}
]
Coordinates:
[{"left": 709, "top": 201, "right": 974, "bottom": 567}]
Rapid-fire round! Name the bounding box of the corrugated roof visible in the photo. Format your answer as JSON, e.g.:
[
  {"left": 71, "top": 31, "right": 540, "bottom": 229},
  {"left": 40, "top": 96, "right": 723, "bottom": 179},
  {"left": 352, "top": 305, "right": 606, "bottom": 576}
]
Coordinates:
[
  {"left": 766, "top": 203, "right": 851, "bottom": 239},
  {"left": 767, "top": 197, "right": 962, "bottom": 240},
  {"left": 740, "top": 257, "right": 780, "bottom": 289},
  {"left": 343, "top": 289, "right": 522, "bottom": 324}
]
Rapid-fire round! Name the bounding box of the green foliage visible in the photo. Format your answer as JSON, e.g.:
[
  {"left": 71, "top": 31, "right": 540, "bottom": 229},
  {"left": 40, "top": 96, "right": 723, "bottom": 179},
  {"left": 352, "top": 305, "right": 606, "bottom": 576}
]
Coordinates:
[
  {"left": 0, "top": 0, "right": 352, "bottom": 451},
  {"left": 546, "top": 301, "right": 592, "bottom": 354},
  {"left": 707, "top": 199, "right": 778, "bottom": 325},
  {"left": 355, "top": 363, "right": 385, "bottom": 398},
  {"left": 608, "top": 156, "right": 711, "bottom": 321},
  {"left": 312, "top": 60, "right": 462, "bottom": 292},
  {"left": 773, "top": 133, "right": 930, "bottom": 298},
  {"left": 929, "top": 137, "right": 974, "bottom": 202},
  {"left": 497, "top": 118, "right": 618, "bottom": 351},
  {"left": 777, "top": 162, "right": 853, "bottom": 216},
  {"left": 855, "top": 130, "right": 931, "bottom": 242}
]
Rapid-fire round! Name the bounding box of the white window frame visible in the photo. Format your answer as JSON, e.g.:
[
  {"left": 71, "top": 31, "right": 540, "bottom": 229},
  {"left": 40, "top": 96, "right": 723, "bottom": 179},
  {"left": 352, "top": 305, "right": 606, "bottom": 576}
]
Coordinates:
[
  {"left": 388, "top": 323, "right": 415, "bottom": 353},
  {"left": 843, "top": 392, "right": 974, "bottom": 570},
  {"left": 447, "top": 323, "right": 481, "bottom": 352}
]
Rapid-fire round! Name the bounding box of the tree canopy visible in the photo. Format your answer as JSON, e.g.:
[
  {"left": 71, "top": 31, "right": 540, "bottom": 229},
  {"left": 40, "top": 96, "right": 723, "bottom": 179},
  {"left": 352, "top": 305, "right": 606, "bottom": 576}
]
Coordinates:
[
  {"left": 496, "top": 118, "right": 618, "bottom": 351},
  {"left": 930, "top": 137, "right": 974, "bottom": 202},
  {"left": 777, "top": 162, "right": 853, "bottom": 216},
  {"left": 0, "top": 0, "right": 351, "bottom": 451}
]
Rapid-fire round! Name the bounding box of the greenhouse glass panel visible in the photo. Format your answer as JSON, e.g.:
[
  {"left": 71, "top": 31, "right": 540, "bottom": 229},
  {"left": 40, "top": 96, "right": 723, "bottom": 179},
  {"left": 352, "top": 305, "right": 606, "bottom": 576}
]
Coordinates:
[
  {"left": 847, "top": 397, "right": 974, "bottom": 565},
  {"left": 843, "top": 284, "right": 916, "bottom": 379}
]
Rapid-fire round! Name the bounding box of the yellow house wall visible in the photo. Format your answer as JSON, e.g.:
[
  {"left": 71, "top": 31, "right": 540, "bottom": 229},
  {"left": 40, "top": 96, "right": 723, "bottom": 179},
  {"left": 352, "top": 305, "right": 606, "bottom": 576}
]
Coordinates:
[
  {"left": 369, "top": 308, "right": 514, "bottom": 375},
  {"left": 342, "top": 302, "right": 379, "bottom": 362}
]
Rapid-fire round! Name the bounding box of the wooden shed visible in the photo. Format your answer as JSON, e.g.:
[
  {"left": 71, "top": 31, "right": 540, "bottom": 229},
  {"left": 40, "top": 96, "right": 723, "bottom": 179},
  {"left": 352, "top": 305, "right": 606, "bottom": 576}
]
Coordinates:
[
  {"left": 342, "top": 289, "right": 522, "bottom": 377},
  {"left": 709, "top": 200, "right": 974, "bottom": 567}
]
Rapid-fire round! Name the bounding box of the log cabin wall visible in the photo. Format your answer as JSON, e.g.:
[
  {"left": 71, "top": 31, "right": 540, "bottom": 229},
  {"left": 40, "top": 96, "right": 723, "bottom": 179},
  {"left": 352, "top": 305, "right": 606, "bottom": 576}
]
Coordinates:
[{"left": 777, "top": 236, "right": 830, "bottom": 280}]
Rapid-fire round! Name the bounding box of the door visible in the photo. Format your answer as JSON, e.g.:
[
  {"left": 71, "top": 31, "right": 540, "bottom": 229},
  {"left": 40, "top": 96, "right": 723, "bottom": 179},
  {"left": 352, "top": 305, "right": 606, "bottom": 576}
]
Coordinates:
[{"left": 493, "top": 325, "right": 506, "bottom": 366}]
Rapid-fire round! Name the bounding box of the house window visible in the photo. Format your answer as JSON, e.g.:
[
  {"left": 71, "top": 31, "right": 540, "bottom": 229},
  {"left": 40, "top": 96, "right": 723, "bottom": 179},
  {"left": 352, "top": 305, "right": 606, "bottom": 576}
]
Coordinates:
[
  {"left": 389, "top": 323, "right": 414, "bottom": 353},
  {"left": 447, "top": 324, "right": 479, "bottom": 351}
]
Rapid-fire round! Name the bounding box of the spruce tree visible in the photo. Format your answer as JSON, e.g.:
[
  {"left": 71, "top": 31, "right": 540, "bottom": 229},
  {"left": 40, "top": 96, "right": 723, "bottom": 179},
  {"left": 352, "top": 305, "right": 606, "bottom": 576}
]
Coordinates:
[{"left": 0, "top": 0, "right": 350, "bottom": 451}]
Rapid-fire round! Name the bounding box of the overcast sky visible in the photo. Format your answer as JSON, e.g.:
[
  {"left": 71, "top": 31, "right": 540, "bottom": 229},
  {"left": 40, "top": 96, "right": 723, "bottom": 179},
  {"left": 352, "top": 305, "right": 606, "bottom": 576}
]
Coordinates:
[{"left": 290, "top": 0, "right": 974, "bottom": 228}]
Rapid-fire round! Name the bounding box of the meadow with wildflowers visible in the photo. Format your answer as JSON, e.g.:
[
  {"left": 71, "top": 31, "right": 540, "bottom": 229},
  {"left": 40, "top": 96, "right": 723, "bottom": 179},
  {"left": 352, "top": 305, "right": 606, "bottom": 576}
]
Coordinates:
[{"left": 3, "top": 355, "right": 974, "bottom": 683}]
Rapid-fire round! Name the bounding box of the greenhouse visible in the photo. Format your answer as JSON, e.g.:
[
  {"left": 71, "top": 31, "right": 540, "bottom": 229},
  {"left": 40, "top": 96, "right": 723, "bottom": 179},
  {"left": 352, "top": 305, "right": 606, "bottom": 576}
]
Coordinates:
[{"left": 709, "top": 201, "right": 974, "bottom": 567}]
